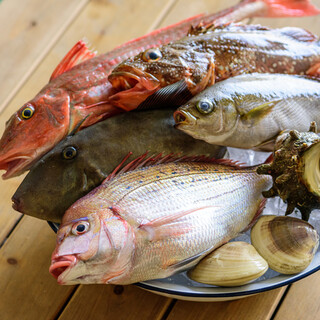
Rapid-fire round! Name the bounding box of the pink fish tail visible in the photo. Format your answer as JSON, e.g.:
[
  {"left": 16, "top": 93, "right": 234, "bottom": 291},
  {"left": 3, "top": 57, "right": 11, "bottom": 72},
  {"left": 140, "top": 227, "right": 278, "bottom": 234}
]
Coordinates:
[{"left": 262, "top": 0, "right": 320, "bottom": 17}]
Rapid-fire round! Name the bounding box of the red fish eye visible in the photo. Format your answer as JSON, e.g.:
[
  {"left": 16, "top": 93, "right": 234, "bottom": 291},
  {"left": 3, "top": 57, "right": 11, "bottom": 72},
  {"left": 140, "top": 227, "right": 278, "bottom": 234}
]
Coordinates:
[
  {"left": 72, "top": 221, "right": 90, "bottom": 235},
  {"left": 142, "top": 48, "right": 162, "bottom": 62},
  {"left": 21, "top": 105, "right": 35, "bottom": 119}
]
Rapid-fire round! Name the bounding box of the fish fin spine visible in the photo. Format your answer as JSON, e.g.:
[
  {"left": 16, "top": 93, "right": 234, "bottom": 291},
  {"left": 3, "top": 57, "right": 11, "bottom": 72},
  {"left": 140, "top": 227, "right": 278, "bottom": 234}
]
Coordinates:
[
  {"left": 50, "top": 40, "right": 97, "bottom": 81},
  {"left": 103, "top": 152, "right": 246, "bottom": 183}
]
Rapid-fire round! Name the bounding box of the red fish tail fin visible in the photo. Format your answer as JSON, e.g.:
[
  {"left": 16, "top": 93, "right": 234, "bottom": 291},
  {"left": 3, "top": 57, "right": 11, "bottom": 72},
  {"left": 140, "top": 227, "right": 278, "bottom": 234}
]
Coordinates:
[
  {"left": 262, "top": 0, "right": 320, "bottom": 17},
  {"left": 50, "top": 40, "right": 96, "bottom": 81}
]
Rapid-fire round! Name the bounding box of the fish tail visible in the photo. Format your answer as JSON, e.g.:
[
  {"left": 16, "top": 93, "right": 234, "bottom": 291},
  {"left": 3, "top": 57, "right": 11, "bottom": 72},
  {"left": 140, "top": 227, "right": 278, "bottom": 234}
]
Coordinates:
[{"left": 261, "top": 0, "right": 320, "bottom": 17}]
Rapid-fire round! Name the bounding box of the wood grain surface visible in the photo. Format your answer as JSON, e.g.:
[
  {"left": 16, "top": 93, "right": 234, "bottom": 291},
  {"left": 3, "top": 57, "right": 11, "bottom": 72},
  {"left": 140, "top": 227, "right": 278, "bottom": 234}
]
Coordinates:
[
  {"left": 0, "top": 0, "right": 320, "bottom": 319},
  {"left": 0, "top": 0, "right": 89, "bottom": 113}
]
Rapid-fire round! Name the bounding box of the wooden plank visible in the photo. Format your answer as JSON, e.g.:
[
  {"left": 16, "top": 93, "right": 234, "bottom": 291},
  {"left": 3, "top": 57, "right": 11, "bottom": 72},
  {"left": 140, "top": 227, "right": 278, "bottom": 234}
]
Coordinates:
[
  {"left": 166, "top": 287, "right": 286, "bottom": 320},
  {"left": 274, "top": 271, "right": 320, "bottom": 320},
  {"left": 0, "top": 0, "right": 89, "bottom": 113},
  {"left": 58, "top": 285, "right": 171, "bottom": 320},
  {"left": 0, "top": 216, "right": 76, "bottom": 320}
]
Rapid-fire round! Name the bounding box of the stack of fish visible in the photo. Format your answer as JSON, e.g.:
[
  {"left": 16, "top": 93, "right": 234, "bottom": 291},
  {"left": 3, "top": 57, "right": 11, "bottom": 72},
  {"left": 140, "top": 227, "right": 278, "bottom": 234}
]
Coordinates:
[{"left": 1, "top": 0, "right": 320, "bottom": 286}]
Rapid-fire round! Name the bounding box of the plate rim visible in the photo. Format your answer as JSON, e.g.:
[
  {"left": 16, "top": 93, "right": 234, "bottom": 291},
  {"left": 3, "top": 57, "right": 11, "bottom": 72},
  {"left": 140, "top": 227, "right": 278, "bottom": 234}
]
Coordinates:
[{"left": 136, "top": 265, "right": 320, "bottom": 298}]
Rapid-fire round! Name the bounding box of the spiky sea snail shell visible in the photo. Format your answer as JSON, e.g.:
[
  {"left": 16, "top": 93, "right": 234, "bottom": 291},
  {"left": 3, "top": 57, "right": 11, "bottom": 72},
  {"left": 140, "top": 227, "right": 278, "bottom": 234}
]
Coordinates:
[
  {"left": 257, "top": 122, "right": 320, "bottom": 221},
  {"left": 251, "top": 215, "right": 319, "bottom": 274},
  {"left": 188, "top": 242, "right": 268, "bottom": 287}
]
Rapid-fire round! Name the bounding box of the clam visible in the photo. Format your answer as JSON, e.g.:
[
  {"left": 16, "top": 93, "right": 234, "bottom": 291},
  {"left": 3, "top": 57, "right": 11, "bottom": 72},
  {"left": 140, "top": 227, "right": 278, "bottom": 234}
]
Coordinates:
[
  {"left": 251, "top": 215, "right": 319, "bottom": 274},
  {"left": 257, "top": 122, "right": 320, "bottom": 221},
  {"left": 188, "top": 241, "right": 268, "bottom": 287}
]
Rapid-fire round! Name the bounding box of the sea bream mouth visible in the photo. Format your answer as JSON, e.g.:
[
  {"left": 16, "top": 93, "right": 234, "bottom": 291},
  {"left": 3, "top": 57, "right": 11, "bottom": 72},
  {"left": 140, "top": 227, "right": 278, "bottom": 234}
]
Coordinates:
[
  {"left": 0, "top": 154, "right": 34, "bottom": 179},
  {"left": 49, "top": 255, "right": 77, "bottom": 284}
]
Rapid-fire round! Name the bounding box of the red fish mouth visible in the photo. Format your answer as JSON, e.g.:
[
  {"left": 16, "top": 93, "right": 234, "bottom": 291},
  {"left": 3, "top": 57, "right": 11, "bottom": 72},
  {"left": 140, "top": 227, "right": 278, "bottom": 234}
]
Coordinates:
[
  {"left": 108, "top": 67, "right": 160, "bottom": 111},
  {"left": 0, "top": 154, "right": 33, "bottom": 179},
  {"left": 49, "top": 255, "right": 77, "bottom": 284}
]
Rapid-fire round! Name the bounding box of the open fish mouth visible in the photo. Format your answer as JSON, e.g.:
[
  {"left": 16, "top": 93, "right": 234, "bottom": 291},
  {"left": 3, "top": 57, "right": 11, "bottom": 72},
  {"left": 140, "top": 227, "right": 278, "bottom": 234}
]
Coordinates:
[
  {"left": 173, "top": 110, "right": 197, "bottom": 126},
  {"left": 0, "top": 154, "right": 33, "bottom": 179},
  {"left": 108, "top": 66, "right": 160, "bottom": 92},
  {"left": 49, "top": 255, "right": 77, "bottom": 284},
  {"left": 108, "top": 67, "right": 161, "bottom": 111},
  {"left": 108, "top": 71, "right": 141, "bottom": 91}
]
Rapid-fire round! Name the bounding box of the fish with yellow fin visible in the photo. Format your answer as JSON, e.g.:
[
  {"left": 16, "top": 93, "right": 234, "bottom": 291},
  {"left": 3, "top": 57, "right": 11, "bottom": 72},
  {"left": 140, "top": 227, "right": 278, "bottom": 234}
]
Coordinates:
[{"left": 174, "top": 73, "right": 320, "bottom": 151}]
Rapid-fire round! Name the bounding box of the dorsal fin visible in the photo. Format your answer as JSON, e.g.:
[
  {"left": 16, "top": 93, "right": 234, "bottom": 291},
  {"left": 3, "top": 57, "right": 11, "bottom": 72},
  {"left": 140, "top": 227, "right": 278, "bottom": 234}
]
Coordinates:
[
  {"left": 50, "top": 40, "right": 96, "bottom": 81},
  {"left": 102, "top": 152, "right": 246, "bottom": 184},
  {"left": 278, "top": 26, "right": 318, "bottom": 42}
]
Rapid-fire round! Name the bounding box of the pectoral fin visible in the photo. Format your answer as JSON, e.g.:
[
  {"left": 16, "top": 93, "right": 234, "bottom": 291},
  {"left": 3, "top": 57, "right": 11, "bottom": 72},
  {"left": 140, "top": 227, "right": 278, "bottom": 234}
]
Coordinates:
[
  {"left": 240, "top": 100, "right": 279, "bottom": 127},
  {"left": 139, "top": 206, "right": 218, "bottom": 242},
  {"left": 136, "top": 80, "right": 193, "bottom": 110},
  {"left": 253, "top": 133, "right": 281, "bottom": 151},
  {"left": 163, "top": 247, "right": 213, "bottom": 272}
]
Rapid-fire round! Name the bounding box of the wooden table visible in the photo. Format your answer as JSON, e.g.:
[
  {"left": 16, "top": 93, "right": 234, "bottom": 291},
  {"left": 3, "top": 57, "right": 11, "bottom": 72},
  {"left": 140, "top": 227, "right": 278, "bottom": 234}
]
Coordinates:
[{"left": 0, "top": 0, "right": 320, "bottom": 319}]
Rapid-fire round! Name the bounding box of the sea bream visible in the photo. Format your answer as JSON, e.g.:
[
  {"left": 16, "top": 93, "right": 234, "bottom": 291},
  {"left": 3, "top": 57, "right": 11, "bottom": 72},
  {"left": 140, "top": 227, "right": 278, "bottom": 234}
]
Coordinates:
[
  {"left": 49, "top": 155, "right": 271, "bottom": 285},
  {"left": 12, "top": 109, "right": 224, "bottom": 222},
  {"left": 108, "top": 23, "right": 320, "bottom": 112},
  {"left": 0, "top": 0, "right": 318, "bottom": 179},
  {"left": 174, "top": 73, "right": 320, "bottom": 151}
]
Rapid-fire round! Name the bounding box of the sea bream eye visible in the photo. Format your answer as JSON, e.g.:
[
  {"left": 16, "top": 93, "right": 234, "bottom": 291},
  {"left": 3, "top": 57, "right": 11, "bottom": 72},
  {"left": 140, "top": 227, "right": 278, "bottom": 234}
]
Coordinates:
[
  {"left": 196, "top": 99, "right": 215, "bottom": 114},
  {"left": 21, "top": 105, "right": 35, "bottom": 119},
  {"left": 142, "top": 48, "right": 162, "bottom": 62},
  {"left": 72, "top": 221, "right": 90, "bottom": 236},
  {"left": 62, "top": 146, "right": 77, "bottom": 160}
]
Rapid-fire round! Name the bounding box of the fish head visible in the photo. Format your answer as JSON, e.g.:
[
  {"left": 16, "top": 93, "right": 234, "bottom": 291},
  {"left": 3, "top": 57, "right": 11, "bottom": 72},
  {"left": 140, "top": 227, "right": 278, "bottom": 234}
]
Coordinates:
[
  {"left": 12, "top": 127, "right": 107, "bottom": 222},
  {"left": 108, "top": 44, "right": 215, "bottom": 110},
  {"left": 49, "top": 196, "right": 135, "bottom": 285},
  {"left": 173, "top": 92, "right": 239, "bottom": 143},
  {"left": 0, "top": 87, "right": 71, "bottom": 179}
]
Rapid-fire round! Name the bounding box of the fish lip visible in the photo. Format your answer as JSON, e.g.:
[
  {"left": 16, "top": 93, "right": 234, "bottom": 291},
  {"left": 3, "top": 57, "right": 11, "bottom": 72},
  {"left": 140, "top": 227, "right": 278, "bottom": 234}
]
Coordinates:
[
  {"left": 0, "top": 154, "right": 34, "bottom": 179},
  {"left": 108, "top": 71, "right": 141, "bottom": 91},
  {"left": 11, "top": 195, "right": 23, "bottom": 212},
  {"left": 108, "top": 66, "right": 160, "bottom": 92},
  {"left": 49, "top": 255, "right": 77, "bottom": 284},
  {"left": 173, "top": 110, "right": 197, "bottom": 126}
]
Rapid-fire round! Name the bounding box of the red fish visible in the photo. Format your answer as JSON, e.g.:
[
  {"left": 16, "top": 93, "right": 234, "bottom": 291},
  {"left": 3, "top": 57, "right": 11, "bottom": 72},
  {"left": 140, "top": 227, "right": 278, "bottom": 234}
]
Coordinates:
[{"left": 0, "top": 0, "right": 318, "bottom": 179}]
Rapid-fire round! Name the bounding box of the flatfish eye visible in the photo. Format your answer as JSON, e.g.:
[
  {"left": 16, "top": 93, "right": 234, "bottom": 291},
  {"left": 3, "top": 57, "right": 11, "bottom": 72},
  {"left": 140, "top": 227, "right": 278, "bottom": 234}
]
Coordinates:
[
  {"left": 72, "top": 221, "right": 90, "bottom": 236},
  {"left": 142, "top": 48, "right": 162, "bottom": 62},
  {"left": 21, "top": 105, "right": 35, "bottom": 119},
  {"left": 196, "top": 99, "right": 215, "bottom": 114},
  {"left": 62, "top": 146, "right": 77, "bottom": 160}
]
